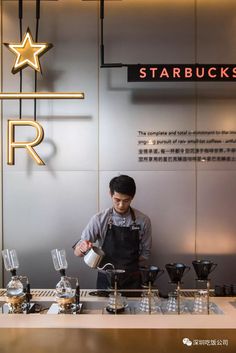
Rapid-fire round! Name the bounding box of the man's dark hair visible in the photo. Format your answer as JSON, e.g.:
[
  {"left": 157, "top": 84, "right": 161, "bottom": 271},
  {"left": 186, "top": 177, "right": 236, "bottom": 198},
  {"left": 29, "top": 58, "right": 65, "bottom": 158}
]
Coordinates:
[{"left": 109, "top": 175, "right": 136, "bottom": 197}]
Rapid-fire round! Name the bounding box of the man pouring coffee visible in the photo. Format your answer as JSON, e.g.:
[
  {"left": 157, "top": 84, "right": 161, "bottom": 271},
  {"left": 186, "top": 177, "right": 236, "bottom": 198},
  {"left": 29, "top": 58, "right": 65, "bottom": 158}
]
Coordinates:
[{"left": 73, "top": 175, "right": 152, "bottom": 289}]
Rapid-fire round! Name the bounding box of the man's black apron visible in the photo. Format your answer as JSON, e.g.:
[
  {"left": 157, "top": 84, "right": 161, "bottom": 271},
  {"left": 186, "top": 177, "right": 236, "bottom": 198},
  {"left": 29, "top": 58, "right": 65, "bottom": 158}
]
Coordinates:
[{"left": 97, "top": 208, "right": 141, "bottom": 289}]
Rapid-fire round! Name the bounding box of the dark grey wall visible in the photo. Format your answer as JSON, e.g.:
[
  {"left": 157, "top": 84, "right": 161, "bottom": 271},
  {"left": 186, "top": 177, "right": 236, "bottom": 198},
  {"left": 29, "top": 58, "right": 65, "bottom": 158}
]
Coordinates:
[{"left": 1, "top": 0, "right": 236, "bottom": 293}]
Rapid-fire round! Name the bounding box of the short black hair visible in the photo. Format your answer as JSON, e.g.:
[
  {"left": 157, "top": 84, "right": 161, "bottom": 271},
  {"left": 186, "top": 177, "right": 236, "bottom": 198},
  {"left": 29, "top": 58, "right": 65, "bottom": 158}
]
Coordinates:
[{"left": 109, "top": 175, "right": 136, "bottom": 198}]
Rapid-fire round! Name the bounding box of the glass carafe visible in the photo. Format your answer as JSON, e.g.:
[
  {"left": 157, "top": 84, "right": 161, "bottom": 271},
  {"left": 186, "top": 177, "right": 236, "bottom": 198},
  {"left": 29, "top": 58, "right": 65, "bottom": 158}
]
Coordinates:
[
  {"left": 6, "top": 276, "right": 24, "bottom": 297},
  {"left": 106, "top": 292, "right": 127, "bottom": 314},
  {"left": 138, "top": 290, "right": 162, "bottom": 314},
  {"left": 56, "top": 276, "right": 74, "bottom": 300}
]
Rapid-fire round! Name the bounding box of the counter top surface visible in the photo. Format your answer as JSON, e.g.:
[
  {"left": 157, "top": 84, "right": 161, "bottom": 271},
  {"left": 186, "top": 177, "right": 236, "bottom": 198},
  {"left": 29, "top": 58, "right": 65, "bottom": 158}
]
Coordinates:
[{"left": 0, "top": 289, "right": 236, "bottom": 329}]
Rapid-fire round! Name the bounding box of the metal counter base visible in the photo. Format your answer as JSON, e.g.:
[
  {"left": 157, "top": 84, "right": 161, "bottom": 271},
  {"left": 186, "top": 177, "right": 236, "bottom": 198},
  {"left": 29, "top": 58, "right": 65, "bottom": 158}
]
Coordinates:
[{"left": 0, "top": 328, "right": 235, "bottom": 353}]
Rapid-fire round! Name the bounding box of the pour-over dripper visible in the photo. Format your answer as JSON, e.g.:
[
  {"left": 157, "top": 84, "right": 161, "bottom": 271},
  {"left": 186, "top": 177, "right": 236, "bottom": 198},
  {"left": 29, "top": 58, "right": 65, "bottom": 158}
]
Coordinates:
[
  {"left": 192, "top": 260, "right": 217, "bottom": 280},
  {"left": 165, "top": 263, "right": 191, "bottom": 284},
  {"left": 105, "top": 269, "right": 126, "bottom": 289},
  {"left": 139, "top": 266, "right": 164, "bottom": 287}
]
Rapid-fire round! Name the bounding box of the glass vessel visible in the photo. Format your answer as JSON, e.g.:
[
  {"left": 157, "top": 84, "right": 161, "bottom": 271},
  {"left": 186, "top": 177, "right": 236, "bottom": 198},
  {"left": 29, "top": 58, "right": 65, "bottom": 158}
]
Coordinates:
[
  {"left": 138, "top": 290, "right": 162, "bottom": 314},
  {"left": 2, "top": 249, "right": 19, "bottom": 272},
  {"left": 51, "top": 249, "right": 68, "bottom": 271},
  {"left": 56, "top": 276, "right": 74, "bottom": 299},
  {"left": 6, "top": 276, "right": 24, "bottom": 297},
  {"left": 106, "top": 292, "right": 127, "bottom": 314},
  {"left": 192, "top": 290, "right": 208, "bottom": 314}
]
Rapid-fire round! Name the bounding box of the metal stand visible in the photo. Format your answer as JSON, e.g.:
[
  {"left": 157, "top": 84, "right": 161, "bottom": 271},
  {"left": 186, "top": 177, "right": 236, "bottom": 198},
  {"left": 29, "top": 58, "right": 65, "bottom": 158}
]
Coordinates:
[
  {"left": 114, "top": 276, "right": 118, "bottom": 315},
  {"left": 2, "top": 302, "right": 36, "bottom": 314},
  {"left": 177, "top": 281, "right": 181, "bottom": 315},
  {"left": 168, "top": 281, "right": 182, "bottom": 315},
  {"left": 147, "top": 281, "right": 152, "bottom": 315}
]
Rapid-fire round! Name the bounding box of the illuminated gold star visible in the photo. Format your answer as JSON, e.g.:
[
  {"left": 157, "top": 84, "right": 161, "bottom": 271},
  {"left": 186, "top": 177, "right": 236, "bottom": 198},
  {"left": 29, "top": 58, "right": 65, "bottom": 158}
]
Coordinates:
[{"left": 4, "top": 28, "right": 53, "bottom": 74}]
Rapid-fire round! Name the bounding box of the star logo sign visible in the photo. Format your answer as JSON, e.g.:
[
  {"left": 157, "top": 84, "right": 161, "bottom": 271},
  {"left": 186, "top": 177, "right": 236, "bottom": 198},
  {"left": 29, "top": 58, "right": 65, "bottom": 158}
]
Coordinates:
[{"left": 4, "top": 28, "right": 53, "bottom": 74}]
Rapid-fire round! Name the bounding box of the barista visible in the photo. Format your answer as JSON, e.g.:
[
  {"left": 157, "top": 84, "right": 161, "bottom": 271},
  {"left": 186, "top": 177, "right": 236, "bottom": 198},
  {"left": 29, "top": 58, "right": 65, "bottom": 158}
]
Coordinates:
[{"left": 73, "top": 175, "right": 152, "bottom": 289}]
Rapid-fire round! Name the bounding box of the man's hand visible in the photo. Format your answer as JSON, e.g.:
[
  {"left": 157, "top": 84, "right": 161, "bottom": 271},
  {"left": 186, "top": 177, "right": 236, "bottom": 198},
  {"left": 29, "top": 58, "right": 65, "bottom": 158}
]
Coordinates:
[{"left": 74, "top": 240, "right": 93, "bottom": 257}]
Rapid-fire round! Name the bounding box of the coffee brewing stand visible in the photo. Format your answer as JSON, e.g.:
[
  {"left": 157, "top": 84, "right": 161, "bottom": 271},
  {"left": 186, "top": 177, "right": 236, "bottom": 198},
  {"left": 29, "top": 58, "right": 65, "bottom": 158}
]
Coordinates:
[
  {"left": 192, "top": 260, "right": 217, "bottom": 315},
  {"left": 50, "top": 249, "right": 80, "bottom": 314},
  {"left": 139, "top": 266, "right": 164, "bottom": 314},
  {"left": 194, "top": 279, "right": 211, "bottom": 314},
  {"left": 1, "top": 249, "right": 33, "bottom": 314},
  {"left": 165, "top": 263, "right": 191, "bottom": 315},
  {"left": 104, "top": 268, "right": 127, "bottom": 314}
]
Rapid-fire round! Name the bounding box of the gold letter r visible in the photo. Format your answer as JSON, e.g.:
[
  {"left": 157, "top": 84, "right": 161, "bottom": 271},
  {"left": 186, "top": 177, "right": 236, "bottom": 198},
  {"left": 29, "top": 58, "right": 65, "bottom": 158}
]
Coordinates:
[{"left": 7, "top": 120, "right": 45, "bottom": 165}]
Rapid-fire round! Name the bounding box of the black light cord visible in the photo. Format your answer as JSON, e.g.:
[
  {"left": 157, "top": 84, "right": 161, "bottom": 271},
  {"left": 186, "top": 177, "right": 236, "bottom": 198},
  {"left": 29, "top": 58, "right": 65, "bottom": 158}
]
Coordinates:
[
  {"left": 99, "top": 0, "right": 123, "bottom": 68},
  {"left": 18, "top": 0, "right": 23, "bottom": 119},
  {"left": 100, "top": 0, "right": 104, "bottom": 64},
  {"left": 18, "top": 0, "right": 41, "bottom": 121},
  {"left": 34, "top": 0, "right": 41, "bottom": 121}
]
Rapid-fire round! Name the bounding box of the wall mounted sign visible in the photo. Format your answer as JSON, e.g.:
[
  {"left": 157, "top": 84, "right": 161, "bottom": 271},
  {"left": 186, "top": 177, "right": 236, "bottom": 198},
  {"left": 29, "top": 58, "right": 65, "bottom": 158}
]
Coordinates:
[
  {"left": 7, "top": 120, "right": 45, "bottom": 165},
  {"left": 128, "top": 65, "right": 236, "bottom": 82},
  {"left": 1, "top": 4, "right": 85, "bottom": 166},
  {"left": 4, "top": 28, "right": 53, "bottom": 74},
  {"left": 1, "top": 92, "right": 85, "bottom": 165},
  {"left": 137, "top": 130, "right": 236, "bottom": 163},
  {"left": 97, "top": 0, "right": 236, "bottom": 84}
]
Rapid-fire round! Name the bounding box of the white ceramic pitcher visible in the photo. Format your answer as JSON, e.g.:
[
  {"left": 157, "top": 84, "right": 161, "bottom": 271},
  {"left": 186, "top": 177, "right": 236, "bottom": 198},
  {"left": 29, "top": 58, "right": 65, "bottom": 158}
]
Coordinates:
[{"left": 84, "top": 246, "right": 105, "bottom": 269}]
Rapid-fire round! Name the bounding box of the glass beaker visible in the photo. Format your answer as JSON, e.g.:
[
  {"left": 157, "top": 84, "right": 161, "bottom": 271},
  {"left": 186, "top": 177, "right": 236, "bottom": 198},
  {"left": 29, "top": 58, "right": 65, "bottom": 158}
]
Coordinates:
[
  {"left": 2, "top": 249, "right": 19, "bottom": 272},
  {"left": 51, "top": 249, "right": 68, "bottom": 271}
]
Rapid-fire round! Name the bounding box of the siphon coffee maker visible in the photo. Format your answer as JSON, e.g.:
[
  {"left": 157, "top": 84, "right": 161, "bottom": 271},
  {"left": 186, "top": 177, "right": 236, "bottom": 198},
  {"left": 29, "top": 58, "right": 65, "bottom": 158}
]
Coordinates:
[
  {"left": 85, "top": 256, "right": 128, "bottom": 314},
  {"left": 165, "top": 263, "right": 191, "bottom": 314},
  {"left": 103, "top": 268, "right": 128, "bottom": 314},
  {"left": 192, "top": 259, "right": 217, "bottom": 314},
  {"left": 1, "top": 249, "right": 32, "bottom": 314},
  {"left": 138, "top": 266, "right": 164, "bottom": 314},
  {"left": 50, "top": 249, "right": 80, "bottom": 314}
]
